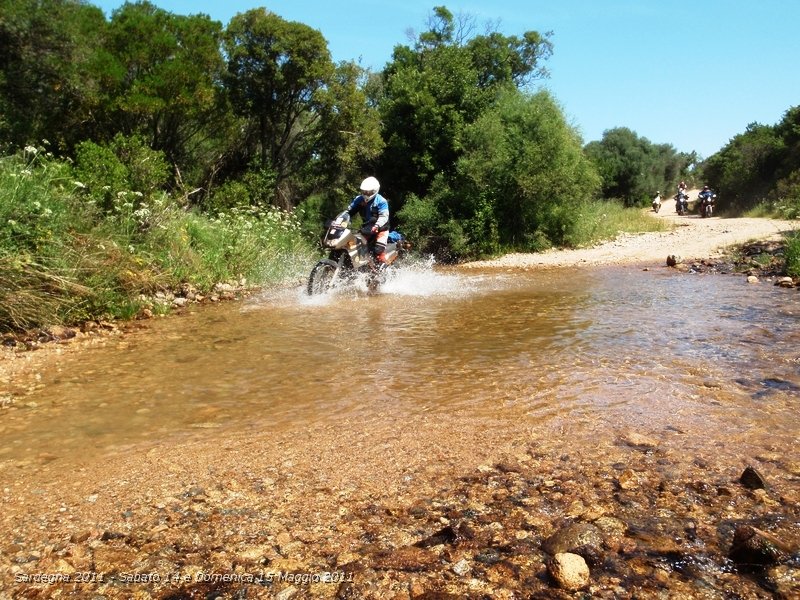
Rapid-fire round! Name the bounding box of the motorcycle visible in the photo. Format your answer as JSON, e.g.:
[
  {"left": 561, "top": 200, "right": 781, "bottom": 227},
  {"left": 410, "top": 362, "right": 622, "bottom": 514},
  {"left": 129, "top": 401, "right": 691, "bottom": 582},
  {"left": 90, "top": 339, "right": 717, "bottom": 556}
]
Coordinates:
[
  {"left": 307, "top": 213, "right": 410, "bottom": 295},
  {"left": 699, "top": 193, "right": 716, "bottom": 218},
  {"left": 652, "top": 194, "right": 662, "bottom": 213},
  {"left": 674, "top": 191, "right": 689, "bottom": 216}
]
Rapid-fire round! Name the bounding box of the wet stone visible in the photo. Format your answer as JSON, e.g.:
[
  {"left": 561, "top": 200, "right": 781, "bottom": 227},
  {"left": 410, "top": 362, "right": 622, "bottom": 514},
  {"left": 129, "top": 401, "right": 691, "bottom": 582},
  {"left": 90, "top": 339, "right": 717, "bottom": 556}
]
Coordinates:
[
  {"left": 473, "top": 547, "right": 502, "bottom": 565},
  {"left": 548, "top": 552, "right": 590, "bottom": 591},
  {"left": 542, "top": 522, "right": 604, "bottom": 556},
  {"left": 619, "top": 432, "right": 658, "bottom": 450},
  {"left": 740, "top": 466, "right": 767, "bottom": 490},
  {"left": 728, "top": 525, "right": 789, "bottom": 568}
]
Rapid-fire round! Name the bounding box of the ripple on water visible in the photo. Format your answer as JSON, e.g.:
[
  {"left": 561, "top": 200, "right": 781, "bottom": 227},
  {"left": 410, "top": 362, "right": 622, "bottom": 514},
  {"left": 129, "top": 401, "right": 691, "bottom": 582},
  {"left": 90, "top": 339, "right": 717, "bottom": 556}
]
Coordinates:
[{"left": 2, "top": 265, "right": 800, "bottom": 468}]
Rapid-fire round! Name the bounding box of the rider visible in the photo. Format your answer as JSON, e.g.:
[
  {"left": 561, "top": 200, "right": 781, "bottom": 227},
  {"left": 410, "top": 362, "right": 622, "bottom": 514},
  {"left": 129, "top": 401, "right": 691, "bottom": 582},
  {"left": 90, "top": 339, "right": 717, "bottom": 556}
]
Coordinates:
[
  {"left": 344, "top": 176, "right": 390, "bottom": 265},
  {"left": 698, "top": 185, "right": 714, "bottom": 205}
]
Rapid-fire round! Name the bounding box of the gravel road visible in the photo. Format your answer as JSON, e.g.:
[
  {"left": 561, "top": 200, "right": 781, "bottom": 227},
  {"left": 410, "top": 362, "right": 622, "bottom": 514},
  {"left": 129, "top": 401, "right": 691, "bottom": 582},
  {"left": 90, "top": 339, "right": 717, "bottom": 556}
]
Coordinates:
[{"left": 464, "top": 192, "right": 798, "bottom": 270}]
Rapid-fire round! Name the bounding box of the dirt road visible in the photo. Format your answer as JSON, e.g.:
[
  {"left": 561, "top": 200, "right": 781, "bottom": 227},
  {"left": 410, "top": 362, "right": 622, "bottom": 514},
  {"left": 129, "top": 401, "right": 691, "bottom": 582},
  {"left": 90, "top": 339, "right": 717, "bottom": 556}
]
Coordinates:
[{"left": 465, "top": 192, "right": 799, "bottom": 270}]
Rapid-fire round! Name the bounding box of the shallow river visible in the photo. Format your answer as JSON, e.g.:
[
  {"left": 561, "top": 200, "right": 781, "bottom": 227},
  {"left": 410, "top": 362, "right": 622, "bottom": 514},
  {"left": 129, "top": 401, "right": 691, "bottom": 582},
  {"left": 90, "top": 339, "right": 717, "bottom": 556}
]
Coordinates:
[{"left": 1, "top": 262, "right": 799, "bottom": 471}]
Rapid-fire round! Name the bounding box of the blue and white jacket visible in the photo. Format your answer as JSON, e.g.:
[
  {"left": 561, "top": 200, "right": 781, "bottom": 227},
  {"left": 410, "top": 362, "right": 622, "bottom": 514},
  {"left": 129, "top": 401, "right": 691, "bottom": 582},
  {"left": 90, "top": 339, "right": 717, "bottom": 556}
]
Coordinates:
[{"left": 347, "top": 193, "right": 390, "bottom": 231}]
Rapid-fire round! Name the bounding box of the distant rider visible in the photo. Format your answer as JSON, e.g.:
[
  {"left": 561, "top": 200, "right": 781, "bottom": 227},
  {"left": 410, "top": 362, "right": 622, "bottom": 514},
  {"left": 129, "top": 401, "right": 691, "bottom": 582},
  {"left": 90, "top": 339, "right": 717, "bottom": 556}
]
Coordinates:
[
  {"left": 698, "top": 185, "right": 715, "bottom": 210},
  {"left": 698, "top": 185, "right": 714, "bottom": 202},
  {"left": 344, "top": 176, "right": 390, "bottom": 265},
  {"left": 652, "top": 190, "right": 662, "bottom": 212},
  {"left": 675, "top": 182, "right": 689, "bottom": 214}
]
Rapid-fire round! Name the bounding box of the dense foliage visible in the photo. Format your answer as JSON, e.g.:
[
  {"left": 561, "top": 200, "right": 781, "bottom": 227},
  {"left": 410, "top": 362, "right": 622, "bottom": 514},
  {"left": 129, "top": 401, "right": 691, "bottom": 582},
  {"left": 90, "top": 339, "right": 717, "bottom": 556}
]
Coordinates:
[
  {"left": 0, "top": 145, "right": 312, "bottom": 331},
  {"left": 700, "top": 106, "right": 800, "bottom": 217},
  {"left": 584, "top": 128, "right": 696, "bottom": 207},
  {"left": 399, "top": 89, "right": 601, "bottom": 258}
]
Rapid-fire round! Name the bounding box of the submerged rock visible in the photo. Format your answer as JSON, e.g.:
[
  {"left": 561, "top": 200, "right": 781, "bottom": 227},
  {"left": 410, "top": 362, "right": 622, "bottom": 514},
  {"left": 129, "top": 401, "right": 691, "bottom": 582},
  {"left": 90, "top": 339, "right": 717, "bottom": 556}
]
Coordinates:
[
  {"left": 542, "top": 522, "right": 604, "bottom": 556},
  {"left": 729, "top": 525, "right": 791, "bottom": 568}
]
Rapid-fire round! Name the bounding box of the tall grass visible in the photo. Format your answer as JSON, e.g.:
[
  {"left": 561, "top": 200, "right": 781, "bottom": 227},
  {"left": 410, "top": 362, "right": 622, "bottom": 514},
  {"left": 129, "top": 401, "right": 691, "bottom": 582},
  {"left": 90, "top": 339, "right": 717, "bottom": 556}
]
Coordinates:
[
  {"left": 786, "top": 232, "right": 800, "bottom": 277},
  {"left": 0, "top": 147, "right": 314, "bottom": 332},
  {"left": 563, "top": 199, "right": 671, "bottom": 248}
]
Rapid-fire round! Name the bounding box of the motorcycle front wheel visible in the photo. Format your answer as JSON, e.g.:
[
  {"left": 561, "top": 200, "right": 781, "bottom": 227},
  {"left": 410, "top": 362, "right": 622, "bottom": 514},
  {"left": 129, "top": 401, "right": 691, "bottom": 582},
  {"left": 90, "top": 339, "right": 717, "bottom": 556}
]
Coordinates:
[{"left": 307, "top": 259, "right": 339, "bottom": 295}]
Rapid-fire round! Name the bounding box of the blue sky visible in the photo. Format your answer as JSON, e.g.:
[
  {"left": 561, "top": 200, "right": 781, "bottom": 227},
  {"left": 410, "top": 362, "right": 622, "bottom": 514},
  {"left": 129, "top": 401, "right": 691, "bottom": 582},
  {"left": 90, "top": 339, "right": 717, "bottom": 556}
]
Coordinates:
[{"left": 94, "top": 0, "right": 800, "bottom": 158}]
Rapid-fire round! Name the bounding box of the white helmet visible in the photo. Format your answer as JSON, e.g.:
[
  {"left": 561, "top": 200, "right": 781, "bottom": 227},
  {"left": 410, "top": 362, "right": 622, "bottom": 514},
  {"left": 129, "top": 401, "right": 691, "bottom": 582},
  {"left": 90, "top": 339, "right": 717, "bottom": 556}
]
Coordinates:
[{"left": 359, "top": 176, "right": 380, "bottom": 200}]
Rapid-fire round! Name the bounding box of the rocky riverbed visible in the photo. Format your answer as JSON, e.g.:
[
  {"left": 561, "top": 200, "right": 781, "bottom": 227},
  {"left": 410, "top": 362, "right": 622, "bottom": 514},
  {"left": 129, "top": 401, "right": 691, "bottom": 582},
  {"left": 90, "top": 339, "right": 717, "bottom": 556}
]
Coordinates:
[{"left": 3, "top": 415, "right": 799, "bottom": 599}]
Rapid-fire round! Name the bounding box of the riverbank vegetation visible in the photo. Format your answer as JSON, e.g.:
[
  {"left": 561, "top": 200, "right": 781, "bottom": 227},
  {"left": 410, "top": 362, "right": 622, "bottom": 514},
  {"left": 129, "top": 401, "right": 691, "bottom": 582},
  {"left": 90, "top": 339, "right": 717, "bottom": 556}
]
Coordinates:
[
  {"left": 0, "top": 144, "right": 311, "bottom": 331},
  {"left": 1, "top": 1, "right": 798, "bottom": 332}
]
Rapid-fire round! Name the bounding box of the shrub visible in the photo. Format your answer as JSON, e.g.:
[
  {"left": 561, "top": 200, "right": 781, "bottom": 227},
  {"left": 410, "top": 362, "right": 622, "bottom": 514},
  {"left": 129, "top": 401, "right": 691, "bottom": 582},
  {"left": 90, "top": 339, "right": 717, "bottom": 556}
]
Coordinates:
[
  {"left": 770, "top": 169, "right": 800, "bottom": 219},
  {"left": 0, "top": 147, "right": 78, "bottom": 255},
  {"left": 786, "top": 232, "right": 800, "bottom": 277},
  {"left": 73, "top": 134, "right": 170, "bottom": 217}
]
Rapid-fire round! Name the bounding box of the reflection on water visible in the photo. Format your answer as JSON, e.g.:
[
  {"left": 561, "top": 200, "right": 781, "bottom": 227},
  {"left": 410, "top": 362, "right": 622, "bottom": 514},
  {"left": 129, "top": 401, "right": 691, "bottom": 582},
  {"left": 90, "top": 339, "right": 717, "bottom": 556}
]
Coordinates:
[{"left": 1, "top": 264, "right": 799, "bottom": 469}]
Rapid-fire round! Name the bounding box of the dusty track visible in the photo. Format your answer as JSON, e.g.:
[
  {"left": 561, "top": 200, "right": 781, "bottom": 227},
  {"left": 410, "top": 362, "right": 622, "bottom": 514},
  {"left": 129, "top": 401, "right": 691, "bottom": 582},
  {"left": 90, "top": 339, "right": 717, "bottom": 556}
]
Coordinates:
[{"left": 464, "top": 191, "right": 799, "bottom": 270}]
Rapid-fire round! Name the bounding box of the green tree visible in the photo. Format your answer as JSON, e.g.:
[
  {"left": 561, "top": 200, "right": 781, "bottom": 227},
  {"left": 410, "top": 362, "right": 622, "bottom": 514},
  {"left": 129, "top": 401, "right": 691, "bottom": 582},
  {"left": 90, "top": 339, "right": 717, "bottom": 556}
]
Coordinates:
[
  {"left": 103, "top": 2, "right": 227, "bottom": 184},
  {"left": 584, "top": 127, "right": 692, "bottom": 206},
  {"left": 458, "top": 89, "right": 600, "bottom": 250},
  {"left": 297, "top": 61, "right": 384, "bottom": 222},
  {"left": 701, "top": 122, "right": 784, "bottom": 212},
  {"left": 378, "top": 6, "right": 553, "bottom": 200},
  {"left": 700, "top": 107, "right": 800, "bottom": 214},
  {"left": 0, "top": 0, "right": 108, "bottom": 151},
  {"left": 222, "top": 8, "right": 335, "bottom": 208},
  {"left": 399, "top": 89, "right": 600, "bottom": 259},
  {"left": 74, "top": 133, "right": 170, "bottom": 216}
]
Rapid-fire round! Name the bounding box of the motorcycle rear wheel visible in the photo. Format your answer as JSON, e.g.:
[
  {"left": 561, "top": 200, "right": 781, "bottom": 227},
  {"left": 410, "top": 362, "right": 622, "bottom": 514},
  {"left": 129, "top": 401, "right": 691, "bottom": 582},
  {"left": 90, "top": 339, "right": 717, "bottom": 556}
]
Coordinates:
[{"left": 307, "top": 259, "right": 339, "bottom": 295}]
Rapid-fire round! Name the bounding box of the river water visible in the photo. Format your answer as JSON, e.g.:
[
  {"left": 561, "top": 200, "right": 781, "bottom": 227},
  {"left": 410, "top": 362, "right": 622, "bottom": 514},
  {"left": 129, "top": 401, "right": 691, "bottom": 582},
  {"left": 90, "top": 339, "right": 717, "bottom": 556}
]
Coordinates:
[{"left": 1, "top": 261, "right": 799, "bottom": 473}]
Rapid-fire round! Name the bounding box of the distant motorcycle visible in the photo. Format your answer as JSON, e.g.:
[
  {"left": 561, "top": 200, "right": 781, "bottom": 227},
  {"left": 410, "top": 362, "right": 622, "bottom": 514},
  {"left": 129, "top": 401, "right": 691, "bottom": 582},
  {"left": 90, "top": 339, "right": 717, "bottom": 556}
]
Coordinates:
[
  {"left": 675, "top": 191, "right": 689, "bottom": 216},
  {"left": 652, "top": 194, "right": 662, "bottom": 213},
  {"left": 699, "top": 193, "right": 716, "bottom": 218}
]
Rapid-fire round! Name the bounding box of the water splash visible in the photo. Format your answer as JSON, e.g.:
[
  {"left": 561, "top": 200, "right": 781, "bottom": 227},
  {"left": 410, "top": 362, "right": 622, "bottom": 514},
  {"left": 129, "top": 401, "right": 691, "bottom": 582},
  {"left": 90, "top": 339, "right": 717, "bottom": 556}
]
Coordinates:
[
  {"left": 249, "top": 255, "right": 478, "bottom": 308},
  {"left": 377, "top": 256, "right": 473, "bottom": 297}
]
